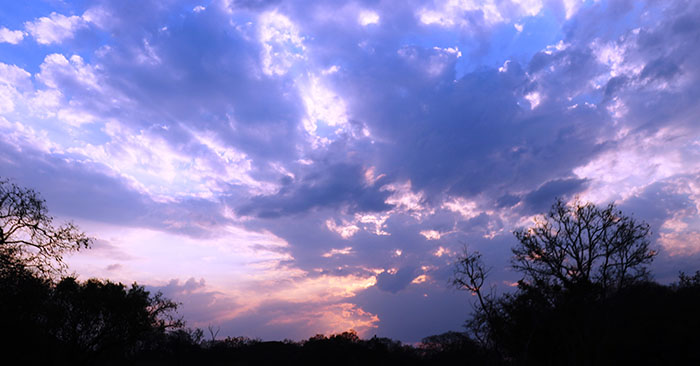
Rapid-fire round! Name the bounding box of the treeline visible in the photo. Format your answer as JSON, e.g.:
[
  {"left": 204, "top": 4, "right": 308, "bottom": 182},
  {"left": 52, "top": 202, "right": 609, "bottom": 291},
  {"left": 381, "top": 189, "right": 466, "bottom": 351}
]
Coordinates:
[
  {"left": 0, "top": 261, "right": 494, "bottom": 365},
  {"left": 3, "top": 179, "right": 700, "bottom": 364},
  {"left": 2, "top": 263, "right": 700, "bottom": 365}
]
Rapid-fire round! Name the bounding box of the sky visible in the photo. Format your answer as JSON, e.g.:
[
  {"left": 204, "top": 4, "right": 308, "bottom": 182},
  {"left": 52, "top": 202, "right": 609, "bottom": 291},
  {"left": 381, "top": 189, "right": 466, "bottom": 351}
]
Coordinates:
[{"left": 1, "top": 0, "right": 700, "bottom": 343}]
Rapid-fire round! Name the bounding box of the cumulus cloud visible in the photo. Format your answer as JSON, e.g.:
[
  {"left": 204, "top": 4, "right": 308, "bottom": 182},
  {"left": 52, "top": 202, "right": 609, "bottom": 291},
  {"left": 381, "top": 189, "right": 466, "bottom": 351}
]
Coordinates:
[
  {"left": 24, "top": 12, "right": 88, "bottom": 45},
  {"left": 0, "top": 27, "right": 25, "bottom": 44}
]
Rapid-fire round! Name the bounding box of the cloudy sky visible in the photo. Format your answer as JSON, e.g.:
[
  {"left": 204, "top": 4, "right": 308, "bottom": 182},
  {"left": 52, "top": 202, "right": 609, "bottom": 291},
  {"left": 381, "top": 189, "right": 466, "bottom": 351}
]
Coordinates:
[{"left": 2, "top": 0, "right": 700, "bottom": 342}]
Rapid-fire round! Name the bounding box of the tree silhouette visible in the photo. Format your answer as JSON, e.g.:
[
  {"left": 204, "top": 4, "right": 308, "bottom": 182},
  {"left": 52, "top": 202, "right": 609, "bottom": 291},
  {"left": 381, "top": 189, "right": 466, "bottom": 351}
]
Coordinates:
[
  {"left": 451, "top": 198, "right": 683, "bottom": 365},
  {"left": 0, "top": 265, "right": 184, "bottom": 364},
  {"left": 0, "top": 179, "right": 186, "bottom": 364},
  {"left": 0, "top": 178, "right": 91, "bottom": 276},
  {"left": 512, "top": 198, "right": 656, "bottom": 296}
]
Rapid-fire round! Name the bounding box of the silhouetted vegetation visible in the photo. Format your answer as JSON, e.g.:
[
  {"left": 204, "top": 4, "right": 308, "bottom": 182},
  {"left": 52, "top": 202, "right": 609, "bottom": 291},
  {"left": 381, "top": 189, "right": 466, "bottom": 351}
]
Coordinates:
[
  {"left": 1, "top": 178, "right": 91, "bottom": 276},
  {"left": 454, "top": 198, "right": 700, "bottom": 365},
  {"left": 0, "top": 261, "right": 183, "bottom": 364},
  {"left": 2, "top": 180, "right": 699, "bottom": 364}
]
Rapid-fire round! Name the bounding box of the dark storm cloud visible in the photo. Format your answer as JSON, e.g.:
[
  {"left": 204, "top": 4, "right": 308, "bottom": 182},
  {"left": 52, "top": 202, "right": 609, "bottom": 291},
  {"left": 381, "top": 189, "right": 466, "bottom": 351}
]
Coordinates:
[
  {"left": 375, "top": 266, "right": 418, "bottom": 294},
  {"left": 520, "top": 177, "right": 589, "bottom": 214},
  {"left": 237, "top": 163, "right": 392, "bottom": 218}
]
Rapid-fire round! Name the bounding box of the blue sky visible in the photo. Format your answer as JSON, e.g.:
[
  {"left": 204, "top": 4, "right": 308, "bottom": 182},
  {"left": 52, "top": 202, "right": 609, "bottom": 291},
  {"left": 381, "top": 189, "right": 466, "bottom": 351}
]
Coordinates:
[{"left": 2, "top": 0, "right": 700, "bottom": 342}]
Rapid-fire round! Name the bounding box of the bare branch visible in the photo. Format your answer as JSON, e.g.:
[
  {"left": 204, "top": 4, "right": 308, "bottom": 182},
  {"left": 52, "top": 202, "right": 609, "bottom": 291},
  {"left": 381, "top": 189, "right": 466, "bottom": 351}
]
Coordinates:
[
  {"left": 511, "top": 197, "right": 656, "bottom": 296},
  {"left": 0, "top": 178, "right": 92, "bottom": 277}
]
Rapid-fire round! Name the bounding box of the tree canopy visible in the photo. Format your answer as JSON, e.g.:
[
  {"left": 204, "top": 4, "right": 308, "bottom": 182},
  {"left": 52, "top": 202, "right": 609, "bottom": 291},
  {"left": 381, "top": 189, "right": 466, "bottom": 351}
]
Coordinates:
[
  {"left": 451, "top": 198, "right": 700, "bottom": 365},
  {"left": 0, "top": 178, "right": 91, "bottom": 276},
  {"left": 512, "top": 198, "right": 656, "bottom": 295}
]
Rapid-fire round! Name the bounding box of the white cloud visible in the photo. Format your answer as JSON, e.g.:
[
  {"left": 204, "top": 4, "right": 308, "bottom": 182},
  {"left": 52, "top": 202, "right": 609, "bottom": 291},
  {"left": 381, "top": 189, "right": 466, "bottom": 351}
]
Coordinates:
[
  {"left": 562, "top": 0, "right": 584, "bottom": 19},
  {"left": 383, "top": 181, "right": 431, "bottom": 219},
  {"left": 420, "top": 230, "right": 442, "bottom": 240},
  {"left": 321, "top": 246, "right": 354, "bottom": 257},
  {"left": 258, "top": 11, "right": 306, "bottom": 76},
  {"left": 29, "top": 89, "right": 64, "bottom": 118},
  {"left": 326, "top": 219, "right": 360, "bottom": 239},
  {"left": 81, "top": 7, "right": 111, "bottom": 29},
  {"left": 0, "top": 63, "right": 32, "bottom": 114},
  {"left": 574, "top": 128, "right": 699, "bottom": 204},
  {"left": 36, "top": 54, "right": 101, "bottom": 91},
  {"left": 592, "top": 38, "right": 643, "bottom": 79},
  {"left": 358, "top": 10, "right": 380, "bottom": 26},
  {"left": 442, "top": 197, "right": 481, "bottom": 219},
  {"left": 512, "top": 0, "right": 543, "bottom": 17},
  {"left": 417, "top": 0, "right": 543, "bottom": 29},
  {"left": 321, "top": 65, "right": 340, "bottom": 75},
  {"left": 0, "top": 116, "right": 59, "bottom": 154},
  {"left": 658, "top": 232, "right": 700, "bottom": 256},
  {"left": 0, "top": 27, "right": 25, "bottom": 44},
  {"left": 70, "top": 121, "right": 269, "bottom": 200},
  {"left": 0, "top": 62, "right": 32, "bottom": 89},
  {"left": 0, "top": 86, "right": 18, "bottom": 114},
  {"left": 301, "top": 74, "right": 351, "bottom": 147},
  {"left": 25, "top": 12, "right": 88, "bottom": 45},
  {"left": 434, "top": 246, "right": 451, "bottom": 257},
  {"left": 524, "top": 91, "right": 541, "bottom": 109}
]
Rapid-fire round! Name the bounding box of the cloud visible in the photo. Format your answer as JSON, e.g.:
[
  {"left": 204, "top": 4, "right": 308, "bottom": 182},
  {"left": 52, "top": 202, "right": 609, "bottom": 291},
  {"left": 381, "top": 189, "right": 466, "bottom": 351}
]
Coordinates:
[
  {"left": 0, "top": 62, "right": 32, "bottom": 113},
  {"left": 24, "top": 12, "right": 88, "bottom": 45},
  {"left": 237, "top": 163, "right": 392, "bottom": 218},
  {"left": 0, "top": 27, "right": 25, "bottom": 44},
  {"left": 218, "top": 300, "right": 379, "bottom": 340},
  {"left": 416, "top": 0, "right": 545, "bottom": 29},
  {"left": 521, "top": 178, "right": 589, "bottom": 214},
  {"left": 375, "top": 267, "right": 418, "bottom": 293},
  {"left": 152, "top": 278, "right": 239, "bottom": 326}
]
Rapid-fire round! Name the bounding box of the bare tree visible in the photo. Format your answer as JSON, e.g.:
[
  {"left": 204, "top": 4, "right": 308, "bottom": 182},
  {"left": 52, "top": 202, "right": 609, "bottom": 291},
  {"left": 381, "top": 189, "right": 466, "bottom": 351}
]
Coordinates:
[
  {"left": 0, "top": 178, "right": 91, "bottom": 276},
  {"left": 452, "top": 199, "right": 664, "bottom": 364},
  {"left": 512, "top": 198, "right": 656, "bottom": 295},
  {"left": 207, "top": 324, "right": 221, "bottom": 342},
  {"left": 452, "top": 249, "right": 490, "bottom": 317},
  {"left": 452, "top": 248, "right": 498, "bottom": 349}
]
